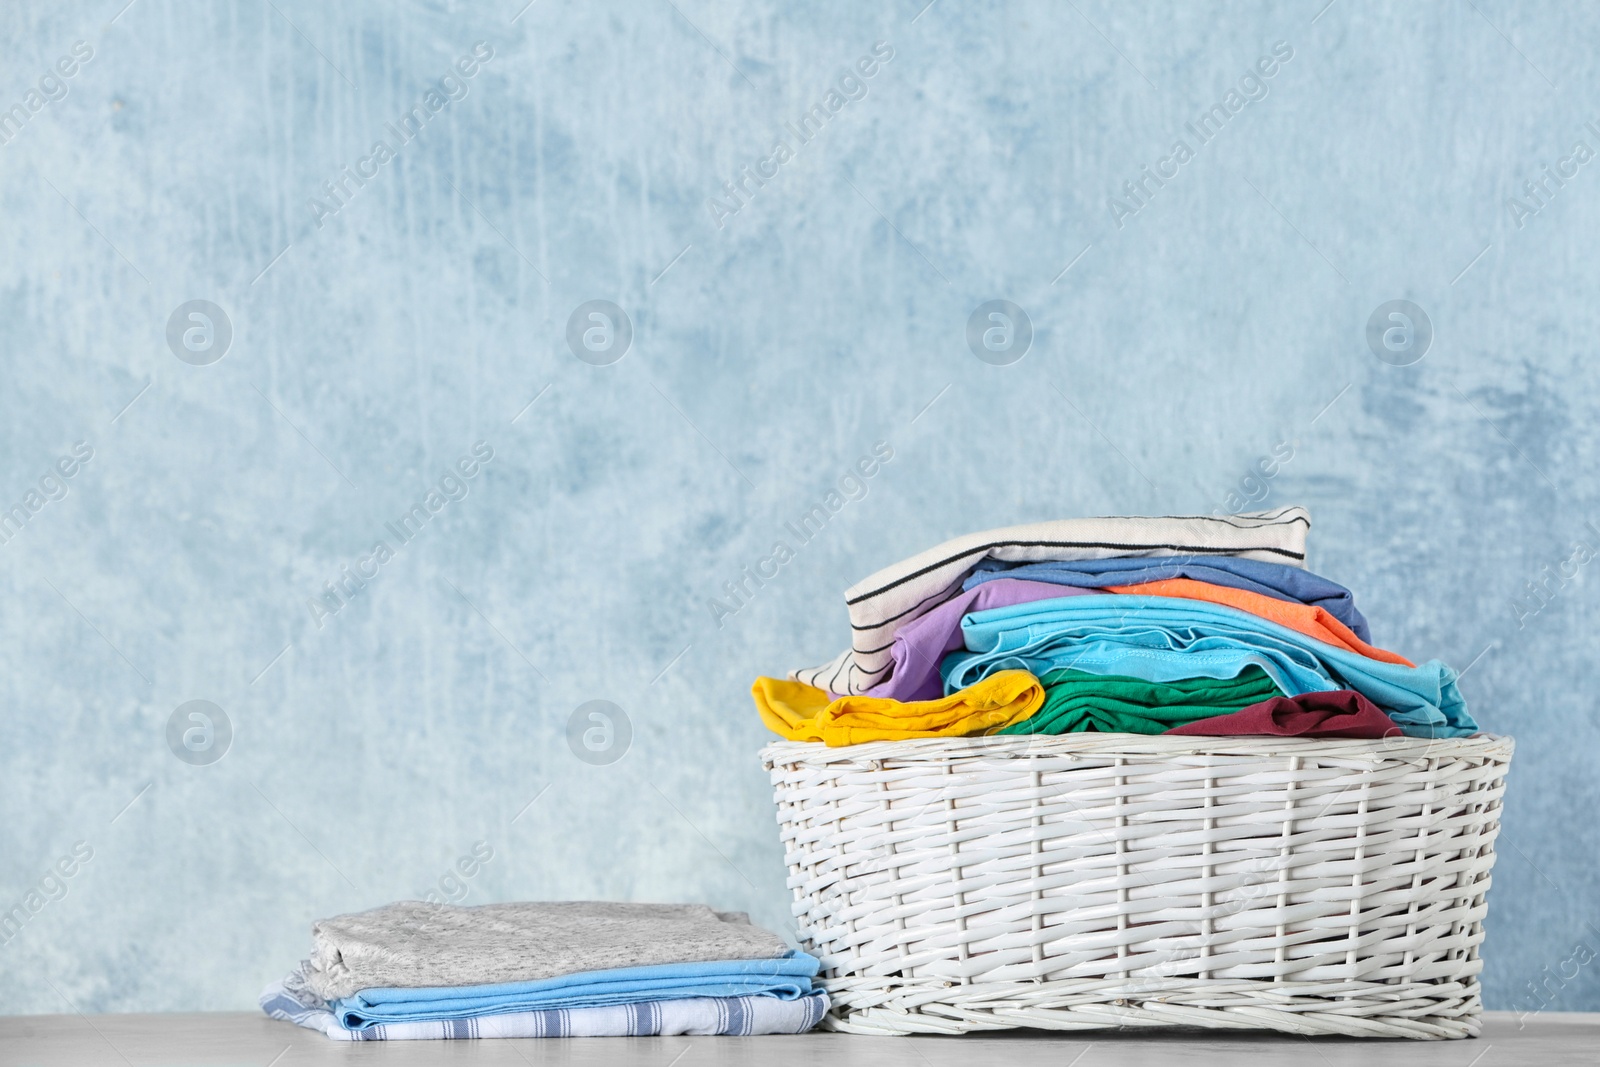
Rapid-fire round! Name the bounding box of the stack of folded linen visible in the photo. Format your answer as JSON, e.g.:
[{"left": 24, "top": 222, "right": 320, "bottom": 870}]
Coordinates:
[
  {"left": 262, "top": 901, "right": 827, "bottom": 1040},
  {"left": 754, "top": 506, "right": 1478, "bottom": 744}
]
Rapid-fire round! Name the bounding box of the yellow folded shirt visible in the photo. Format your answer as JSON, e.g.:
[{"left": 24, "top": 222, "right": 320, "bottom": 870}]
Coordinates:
[{"left": 752, "top": 669, "right": 1045, "bottom": 747}]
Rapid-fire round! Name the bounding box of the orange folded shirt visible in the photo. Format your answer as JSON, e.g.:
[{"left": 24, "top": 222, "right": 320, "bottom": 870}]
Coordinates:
[{"left": 1107, "top": 577, "right": 1415, "bottom": 667}]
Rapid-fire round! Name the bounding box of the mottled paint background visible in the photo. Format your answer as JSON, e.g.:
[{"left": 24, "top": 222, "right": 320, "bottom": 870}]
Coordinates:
[{"left": 1, "top": 0, "right": 1595, "bottom": 1016}]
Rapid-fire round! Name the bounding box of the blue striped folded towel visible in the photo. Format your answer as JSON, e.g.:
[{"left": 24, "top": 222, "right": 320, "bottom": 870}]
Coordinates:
[{"left": 261, "top": 958, "right": 829, "bottom": 1040}]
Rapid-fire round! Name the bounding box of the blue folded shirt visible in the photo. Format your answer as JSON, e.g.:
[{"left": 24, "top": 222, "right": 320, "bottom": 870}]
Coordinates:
[
  {"left": 332, "top": 953, "right": 821, "bottom": 1030},
  {"left": 963, "top": 555, "right": 1373, "bottom": 641},
  {"left": 942, "top": 594, "right": 1475, "bottom": 737}
]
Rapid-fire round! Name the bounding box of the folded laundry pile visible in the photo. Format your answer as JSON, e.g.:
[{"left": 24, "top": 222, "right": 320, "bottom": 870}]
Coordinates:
[
  {"left": 755, "top": 507, "right": 1478, "bottom": 745},
  {"left": 262, "top": 901, "right": 827, "bottom": 1040}
]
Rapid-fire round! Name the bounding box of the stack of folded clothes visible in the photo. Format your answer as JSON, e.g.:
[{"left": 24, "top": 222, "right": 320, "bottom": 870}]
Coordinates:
[
  {"left": 754, "top": 507, "right": 1478, "bottom": 744},
  {"left": 262, "top": 901, "right": 827, "bottom": 1040}
]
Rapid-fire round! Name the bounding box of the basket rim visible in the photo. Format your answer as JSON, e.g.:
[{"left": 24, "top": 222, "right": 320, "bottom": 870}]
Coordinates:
[{"left": 761, "top": 732, "right": 1514, "bottom": 767}]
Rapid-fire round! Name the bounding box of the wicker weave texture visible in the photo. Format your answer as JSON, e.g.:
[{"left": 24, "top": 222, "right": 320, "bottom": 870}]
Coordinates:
[{"left": 764, "top": 733, "right": 1512, "bottom": 1038}]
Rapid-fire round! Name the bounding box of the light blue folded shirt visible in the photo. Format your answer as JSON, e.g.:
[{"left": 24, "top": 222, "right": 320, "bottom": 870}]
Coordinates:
[
  {"left": 962, "top": 555, "right": 1372, "bottom": 641},
  {"left": 941, "top": 595, "right": 1475, "bottom": 737},
  {"left": 332, "top": 953, "right": 820, "bottom": 1030}
]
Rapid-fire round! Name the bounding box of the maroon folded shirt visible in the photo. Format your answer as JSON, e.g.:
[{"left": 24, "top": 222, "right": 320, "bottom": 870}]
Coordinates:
[{"left": 1164, "top": 689, "right": 1399, "bottom": 739}]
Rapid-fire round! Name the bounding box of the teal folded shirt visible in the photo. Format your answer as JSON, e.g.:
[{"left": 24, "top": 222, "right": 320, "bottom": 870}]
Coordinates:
[
  {"left": 332, "top": 953, "right": 820, "bottom": 1030},
  {"left": 942, "top": 594, "right": 1475, "bottom": 738}
]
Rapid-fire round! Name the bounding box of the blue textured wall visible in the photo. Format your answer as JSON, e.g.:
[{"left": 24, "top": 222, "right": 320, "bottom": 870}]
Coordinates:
[{"left": 1, "top": 0, "right": 1595, "bottom": 1017}]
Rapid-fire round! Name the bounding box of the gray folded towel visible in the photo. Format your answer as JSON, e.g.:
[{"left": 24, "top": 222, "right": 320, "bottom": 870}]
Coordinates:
[{"left": 302, "top": 901, "right": 791, "bottom": 1000}]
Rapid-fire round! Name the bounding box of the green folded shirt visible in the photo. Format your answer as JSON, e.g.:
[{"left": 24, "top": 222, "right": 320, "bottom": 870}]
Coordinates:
[{"left": 999, "top": 666, "right": 1282, "bottom": 735}]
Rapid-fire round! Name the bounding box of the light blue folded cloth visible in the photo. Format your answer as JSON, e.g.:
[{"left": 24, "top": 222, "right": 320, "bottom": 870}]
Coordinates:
[
  {"left": 961, "top": 554, "right": 1373, "bottom": 641},
  {"left": 332, "top": 953, "right": 821, "bottom": 1030},
  {"left": 942, "top": 594, "right": 1475, "bottom": 737}
]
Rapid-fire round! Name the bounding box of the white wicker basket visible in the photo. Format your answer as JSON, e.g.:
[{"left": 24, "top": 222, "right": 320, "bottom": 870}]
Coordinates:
[{"left": 764, "top": 732, "right": 1512, "bottom": 1039}]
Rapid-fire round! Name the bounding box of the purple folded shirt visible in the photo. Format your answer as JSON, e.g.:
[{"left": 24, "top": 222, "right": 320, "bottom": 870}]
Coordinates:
[{"left": 854, "top": 579, "right": 1095, "bottom": 702}]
